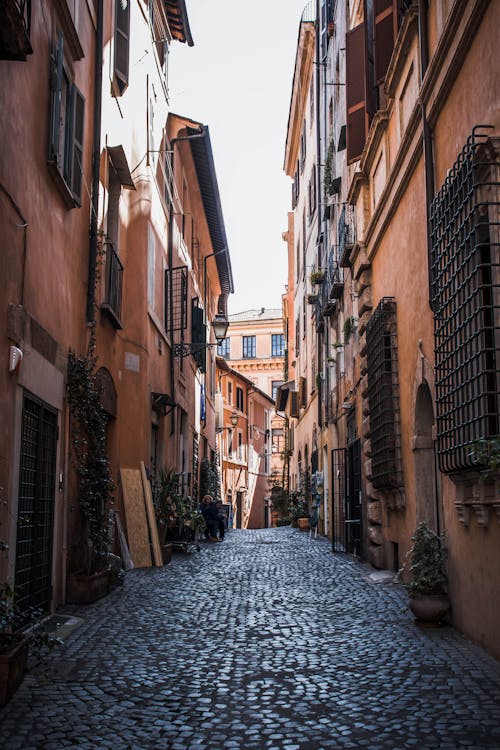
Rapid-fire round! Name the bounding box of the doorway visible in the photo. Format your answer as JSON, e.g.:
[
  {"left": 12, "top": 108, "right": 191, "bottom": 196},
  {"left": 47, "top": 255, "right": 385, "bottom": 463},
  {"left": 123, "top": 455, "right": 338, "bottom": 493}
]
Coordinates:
[
  {"left": 414, "top": 382, "right": 439, "bottom": 532},
  {"left": 14, "top": 393, "right": 58, "bottom": 613}
]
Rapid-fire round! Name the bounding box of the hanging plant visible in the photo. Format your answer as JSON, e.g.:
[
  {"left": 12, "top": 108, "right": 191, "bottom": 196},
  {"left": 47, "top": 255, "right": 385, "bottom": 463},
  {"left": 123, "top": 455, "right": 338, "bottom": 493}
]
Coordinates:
[
  {"left": 323, "top": 138, "right": 335, "bottom": 200},
  {"left": 343, "top": 316, "right": 357, "bottom": 345},
  {"left": 67, "top": 340, "right": 114, "bottom": 575}
]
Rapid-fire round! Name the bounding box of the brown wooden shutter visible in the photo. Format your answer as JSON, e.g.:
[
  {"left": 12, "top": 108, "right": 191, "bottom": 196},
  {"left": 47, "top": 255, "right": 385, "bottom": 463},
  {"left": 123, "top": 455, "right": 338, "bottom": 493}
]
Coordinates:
[
  {"left": 114, "top": 0, "right": 130, "bottom": 94},
  {"left": 346, "top": 22, "right": 372, "bottom": 164},
  {"left": 48, "top": 33, "right": 64, "bottom": 164},
  {"left": 374, "top": 0, "right": 398, "bottom": 84}
]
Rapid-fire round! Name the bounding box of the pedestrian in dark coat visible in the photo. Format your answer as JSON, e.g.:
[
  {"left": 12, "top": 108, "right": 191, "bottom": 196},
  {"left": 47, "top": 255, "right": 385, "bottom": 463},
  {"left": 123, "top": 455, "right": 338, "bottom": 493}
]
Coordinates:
[{"left": 201, "top": 494, "right": 220, "bottom": 541}]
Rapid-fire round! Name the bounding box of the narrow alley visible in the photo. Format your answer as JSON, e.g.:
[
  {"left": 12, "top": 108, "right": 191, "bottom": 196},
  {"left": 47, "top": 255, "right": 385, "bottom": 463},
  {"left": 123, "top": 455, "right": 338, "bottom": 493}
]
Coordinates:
[{"left": 1, "top": 527, "right": 500, "bottom": 750}]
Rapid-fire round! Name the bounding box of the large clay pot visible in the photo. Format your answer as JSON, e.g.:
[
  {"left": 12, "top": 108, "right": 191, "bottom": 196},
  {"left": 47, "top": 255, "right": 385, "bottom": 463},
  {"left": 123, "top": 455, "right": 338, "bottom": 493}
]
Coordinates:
[
  {"left": 0, "top": 637, "right": 28, "bottom": 706},
  {"left": 409, "top": 593, "right": 449, "bottom": 624},
  {"left": 67, "top": 570, "right": 110, "bottom": 604}
]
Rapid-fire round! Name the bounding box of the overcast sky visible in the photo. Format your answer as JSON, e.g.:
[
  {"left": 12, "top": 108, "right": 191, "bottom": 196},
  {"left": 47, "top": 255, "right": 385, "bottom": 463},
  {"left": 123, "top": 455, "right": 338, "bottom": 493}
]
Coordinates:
[{"left": 170, "top": 0, "right": 310, "bottom": 315}]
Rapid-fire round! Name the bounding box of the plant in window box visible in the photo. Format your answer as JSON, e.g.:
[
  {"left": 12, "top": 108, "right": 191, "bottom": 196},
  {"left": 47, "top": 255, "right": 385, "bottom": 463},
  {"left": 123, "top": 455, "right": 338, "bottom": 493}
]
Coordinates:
[
  {"left": 398, "top": 522, "right": 449, "bottom": 625},
  {"left": 310, "top": 268, "right": 325, "bottom": 285},
  {"left": 0, "top": 581, "right": 62, "bottom": 706},
  {"left": 343, "top": 316, "right": 357, "bottom": 345}
]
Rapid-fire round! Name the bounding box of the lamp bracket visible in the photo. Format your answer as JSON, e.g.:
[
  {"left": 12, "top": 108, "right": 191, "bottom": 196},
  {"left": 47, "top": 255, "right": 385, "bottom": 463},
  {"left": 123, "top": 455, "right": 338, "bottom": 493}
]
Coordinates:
[{"left": 173, "top": 342, "right": 219, "bottom": 358}]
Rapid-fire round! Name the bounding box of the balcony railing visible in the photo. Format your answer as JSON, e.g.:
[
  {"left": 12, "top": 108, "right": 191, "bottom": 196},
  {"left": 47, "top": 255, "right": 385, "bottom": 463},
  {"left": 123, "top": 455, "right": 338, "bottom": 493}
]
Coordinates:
[
  {"left": 0, "top": 0, "right": 32, "bottom": 61},
  {"left": 339, "top": 204, "right": 356, "bottom": 267},
  {"left": 101, "top": 243, "right": 123, "bottom": 329}
]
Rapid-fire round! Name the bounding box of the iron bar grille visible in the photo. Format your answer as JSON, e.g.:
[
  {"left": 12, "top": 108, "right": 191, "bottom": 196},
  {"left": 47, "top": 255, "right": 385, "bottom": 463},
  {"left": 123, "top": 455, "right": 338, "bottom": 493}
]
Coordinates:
[
  {"left": 338, "top": 204, "right": 356, "bottom": 266},
  {"left": 168, "top": 265, "right": 188, "bottom": 332},
  {"left": 365, "top": 297, "right": 403, "bottom": 491},
  {"left": 14, "top": 394, "right": 57, "bottom": 614},
  {"left": 430, "top": 127, "right": 500, "bottom": 473}
]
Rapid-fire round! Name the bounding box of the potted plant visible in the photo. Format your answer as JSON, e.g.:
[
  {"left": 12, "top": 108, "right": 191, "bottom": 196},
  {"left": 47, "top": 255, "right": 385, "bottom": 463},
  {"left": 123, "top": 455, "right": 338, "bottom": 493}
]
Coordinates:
[
  {"left": 399, "top": 522, "right": 449, "bottom": 625},
  {"left": 0, "top": 581, "right": 61, "bottom": 706},
  {"left": 310, "top": 268, "right": 325, "bottom": 285}
]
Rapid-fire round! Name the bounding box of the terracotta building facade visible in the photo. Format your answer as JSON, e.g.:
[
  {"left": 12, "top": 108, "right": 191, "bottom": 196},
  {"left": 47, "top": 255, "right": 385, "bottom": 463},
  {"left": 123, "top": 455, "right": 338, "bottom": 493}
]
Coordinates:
[{"left": 282, "top": 0, "right": 500, "bottom": 659}]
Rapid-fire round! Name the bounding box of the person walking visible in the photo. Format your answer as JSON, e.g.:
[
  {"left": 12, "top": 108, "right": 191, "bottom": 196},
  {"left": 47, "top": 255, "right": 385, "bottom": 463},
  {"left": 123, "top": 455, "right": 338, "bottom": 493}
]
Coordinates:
[
  {"left": 216, "top": 501, "right": 227, "bottom": 541},
  {"left": 200, "top": 495, "right": 220, "bottom": 542}
]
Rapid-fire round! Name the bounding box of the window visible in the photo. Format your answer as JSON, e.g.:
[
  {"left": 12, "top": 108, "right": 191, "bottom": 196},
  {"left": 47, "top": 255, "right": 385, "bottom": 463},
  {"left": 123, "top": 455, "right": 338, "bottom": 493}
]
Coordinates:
[
  {"left": 366, "top": 297, "right": 403, "bottom": 491},
  {"left": 228, "top": 381, "right": 233, "bottom": 405},
  {"left": 217, "top": 338, "right": 230, "bottom": 359},
  {"left": 295, "top": 315, "right": 300, "bottom": 355},
  {"left": 101, "top": 159, "right": 123, "bottom": 327},
  {"left": 300, "top": 119, "right": 306, "bottom": 173},
  {"left": 48, "top": 33, "right": 85, "bottom": 206},
  {"left": 271, "top": 334, "right": 285, "bottom": 357},
  {"left": 237, "top": 432, "right": 244, "bottom": 461},
  {"left": 114, "top": 0, "right": 130, "bottom": 95},
  {"left": 272, "top": 380, "right": 283, "bottom": 401},
  {"left": 236, "top": 387, "right": 244, "bottom": 412},
  {"left": 227, "top": 429, "right": 233, "bottom": 457},
  {"left": 242, "top": 336, "right": 256, "bottom": 358},
  {"left": 308, "top": 165, "right": 317, "bottom": 223}
]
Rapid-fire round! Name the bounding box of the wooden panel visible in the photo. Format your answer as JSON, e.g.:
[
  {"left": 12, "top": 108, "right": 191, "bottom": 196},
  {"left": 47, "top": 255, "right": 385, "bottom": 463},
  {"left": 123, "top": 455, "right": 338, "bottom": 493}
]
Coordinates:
[
  {"left": 120, "top": 468, "right": 152, "bottom": 568},
  {"left": 141, "top": 462, "right": 163, "bottom": 567}
]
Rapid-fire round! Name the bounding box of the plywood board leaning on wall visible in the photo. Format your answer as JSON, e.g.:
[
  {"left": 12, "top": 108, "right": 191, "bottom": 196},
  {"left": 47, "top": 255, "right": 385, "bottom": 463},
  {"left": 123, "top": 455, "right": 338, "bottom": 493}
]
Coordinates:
[
  {"left": 120, "top": 467, "right": 152, "bottom": 568},
  {"left": 141, "top": 461, "right": 163, "bottom": 567}
]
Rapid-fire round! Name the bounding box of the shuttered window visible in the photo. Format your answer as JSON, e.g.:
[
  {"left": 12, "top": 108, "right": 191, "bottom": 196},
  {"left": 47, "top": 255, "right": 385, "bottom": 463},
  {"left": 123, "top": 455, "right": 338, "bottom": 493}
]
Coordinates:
[
  {"left": 114, "top": 0, "right": 130, "bottom": 95},
  {"left": 346, "top": 22, "right": 374, "bottom": 164},
  {"left": 48, "top": 33, "right": 85, "bottom": 206},
  {"left": 191, "top": 303, "right": 206, "bottom": 372},
  {"left": 374, "top": 0, "right": 398, "bottom": 84}
]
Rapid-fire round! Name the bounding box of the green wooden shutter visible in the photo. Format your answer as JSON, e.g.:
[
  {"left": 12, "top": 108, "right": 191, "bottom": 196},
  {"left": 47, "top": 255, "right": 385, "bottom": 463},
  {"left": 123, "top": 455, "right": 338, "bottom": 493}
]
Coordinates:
[
  {"left": 191, "top": 304, "right": 206, "bottom": 372},
  {"left": 70, "top": 85, "right": 85, "bottom": 202},
  {"left": 48, "top": 33, "right": 64, "bottom": 164},
  {"left": 114, "top": 0, "right": 130, "bottom": 94}
]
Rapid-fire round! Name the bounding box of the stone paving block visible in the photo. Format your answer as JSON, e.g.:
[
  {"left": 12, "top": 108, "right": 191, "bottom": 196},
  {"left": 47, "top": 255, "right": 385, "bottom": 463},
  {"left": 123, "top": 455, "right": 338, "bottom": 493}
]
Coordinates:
[{"left": 1, "top": 527, "right": 500, "bottom": 749}]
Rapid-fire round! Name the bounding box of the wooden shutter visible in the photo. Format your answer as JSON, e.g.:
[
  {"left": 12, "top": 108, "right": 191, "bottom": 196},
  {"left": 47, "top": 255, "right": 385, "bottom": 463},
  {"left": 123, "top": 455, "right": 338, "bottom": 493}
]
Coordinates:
[
  {"left": 48, "top": 33, "right": 64, "bottom": 164},
  {"left": 191, "top": 304, "right": 206, "bottom": 372},
  {"left": 114, "top": 0, "right": 130, "bottom": 94},
  {"left": 289, "top": 391, "right": 299, "bottom": 418},
  {"left": 346, "top": 22, "right": 374, "bottom": 164},
  {"left": 374, "top": 0, "right": 399, "bottom": 84},
  {"left": 70, "top": 85, "right": 85, "bottom": 202}
]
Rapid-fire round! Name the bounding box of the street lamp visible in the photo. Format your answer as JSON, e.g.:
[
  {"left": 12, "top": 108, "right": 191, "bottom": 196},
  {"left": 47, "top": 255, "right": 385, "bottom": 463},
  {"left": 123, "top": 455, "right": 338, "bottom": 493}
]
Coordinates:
[
  {"left": 173, "top": 311, "right": 229, "bottom": 358},
  {"left": 230, "top": 411, "right": 238, "bottom": 428}
]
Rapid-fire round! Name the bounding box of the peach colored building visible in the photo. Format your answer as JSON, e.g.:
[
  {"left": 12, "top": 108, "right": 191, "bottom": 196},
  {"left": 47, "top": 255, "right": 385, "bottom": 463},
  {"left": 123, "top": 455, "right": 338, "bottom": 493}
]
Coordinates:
[
  {"left": 282, "top": 0, "right": 500, "bottom": 659},
  {"left": 216, "top": 358, "right": 275, "bottom": 529},
  {"left": 1, "top": 1, "right": 233, "bottom": 614},
  {"left": 220, "top": 308, "right": 288, "bottom": 516}
]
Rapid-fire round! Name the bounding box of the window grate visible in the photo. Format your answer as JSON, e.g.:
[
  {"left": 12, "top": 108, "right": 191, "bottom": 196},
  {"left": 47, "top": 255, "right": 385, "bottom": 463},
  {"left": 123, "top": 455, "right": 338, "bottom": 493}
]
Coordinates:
[
  {"left": 430, "top": 126, "right": 500, "bottom": 473},
  {"left": 366, "top": 297, "right": 403, "bottom": 491},
  {"left": 15, "top": 394, "right": 57, "bottom": 614},
  {"left": 167, "top": 265, "right": 188, "bottom": 332}
]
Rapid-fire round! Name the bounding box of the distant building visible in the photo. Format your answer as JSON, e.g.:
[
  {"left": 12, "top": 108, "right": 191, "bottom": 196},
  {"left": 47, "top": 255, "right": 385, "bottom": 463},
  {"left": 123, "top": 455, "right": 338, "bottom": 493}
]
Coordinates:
[{"left": 218, "top": 308, "right": 287, "bottom": 522}]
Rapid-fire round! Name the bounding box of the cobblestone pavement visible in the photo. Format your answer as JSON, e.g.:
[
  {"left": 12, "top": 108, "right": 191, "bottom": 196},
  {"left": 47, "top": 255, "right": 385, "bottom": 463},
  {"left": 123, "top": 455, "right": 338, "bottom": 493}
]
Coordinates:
[{"left": 1, "top": 527, "right": 500, "bottom": 750}]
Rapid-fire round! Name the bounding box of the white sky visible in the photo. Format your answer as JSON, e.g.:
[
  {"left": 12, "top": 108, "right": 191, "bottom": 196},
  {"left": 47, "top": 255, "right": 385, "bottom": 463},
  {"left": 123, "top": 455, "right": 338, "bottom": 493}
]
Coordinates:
[{"left": 169, "top": 0, "right": 310, "bottom": 315}]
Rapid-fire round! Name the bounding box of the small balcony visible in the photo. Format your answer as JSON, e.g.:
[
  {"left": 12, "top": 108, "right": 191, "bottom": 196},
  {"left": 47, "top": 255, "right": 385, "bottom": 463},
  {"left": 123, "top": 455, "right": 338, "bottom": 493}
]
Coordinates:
[
  {"left": 100, "top": 243, "right": 123, "bottom": 329},
  {"left": 0, "top": 0, "right": 32, "bottom": 61},
  {"left": 339, "top": 204, "right": 356, "bottom": 267}
]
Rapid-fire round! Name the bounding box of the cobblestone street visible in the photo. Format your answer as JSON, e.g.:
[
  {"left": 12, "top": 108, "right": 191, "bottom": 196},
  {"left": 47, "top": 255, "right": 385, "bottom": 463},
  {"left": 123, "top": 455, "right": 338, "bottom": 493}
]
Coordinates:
[{"left": 1, "top": 527, "right": 500, "bottom": 750}]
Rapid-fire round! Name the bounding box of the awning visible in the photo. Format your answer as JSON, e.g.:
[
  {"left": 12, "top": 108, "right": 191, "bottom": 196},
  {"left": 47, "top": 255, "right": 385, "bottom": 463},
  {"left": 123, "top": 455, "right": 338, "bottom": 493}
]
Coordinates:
[
  {"left": 275, "top": 380, "right": 295, "bottom": 412},
  {"left": 108, "top": 145, "right": 136, "bottom": 190},
  {"left": 186, "top": 125, "right": 234, "bottom": 295}
]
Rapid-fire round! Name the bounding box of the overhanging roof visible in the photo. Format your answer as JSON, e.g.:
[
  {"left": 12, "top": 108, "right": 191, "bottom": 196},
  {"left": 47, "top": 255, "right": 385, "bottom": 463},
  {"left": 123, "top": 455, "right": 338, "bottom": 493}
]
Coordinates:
[
  {"left": 275, "top": 380, "right": 295, "bottom": 412},
  {"left": 186, "top": 125, "right": 234, "bottom": 295},
  {"left": 165, "top": 0, "right": 193, "bottom": 46}
]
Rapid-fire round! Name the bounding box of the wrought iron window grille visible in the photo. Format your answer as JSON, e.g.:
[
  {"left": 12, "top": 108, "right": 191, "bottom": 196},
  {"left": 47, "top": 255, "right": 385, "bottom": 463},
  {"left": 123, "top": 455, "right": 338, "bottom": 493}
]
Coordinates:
[
  {"left": 365, "top": 297, "right": 404, "bottom": 493},
  {"left": 430, "top": 125, "right": 500, "bottom": 474}
]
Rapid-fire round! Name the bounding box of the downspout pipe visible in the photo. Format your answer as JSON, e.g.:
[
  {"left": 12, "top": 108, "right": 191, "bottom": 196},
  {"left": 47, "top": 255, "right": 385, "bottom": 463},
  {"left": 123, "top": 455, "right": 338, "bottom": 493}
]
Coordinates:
[
  {"left": 418, "top": 0, "right": 441, "bottom": 537},
  {"left": 87, "top": 0, "right": 104, "bottom": 324},
  {"left": 315, "top": 0, "right": 323, "bottom": 430},
  {"left": 418, "top": 0, "right": 434, "bottom": 310},
  {"left": 167, "top": 128, "right": 206, "bottom": 435}
]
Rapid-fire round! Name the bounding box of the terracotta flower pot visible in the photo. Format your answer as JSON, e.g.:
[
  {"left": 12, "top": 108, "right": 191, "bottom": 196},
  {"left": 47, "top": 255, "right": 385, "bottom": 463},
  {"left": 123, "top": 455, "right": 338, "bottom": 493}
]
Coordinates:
[
  {"left": 0, "top": 637, "right": 28, "bottom": 707},
  {"left": 409, "top": 593, "right": 450, "bottom": 625}
]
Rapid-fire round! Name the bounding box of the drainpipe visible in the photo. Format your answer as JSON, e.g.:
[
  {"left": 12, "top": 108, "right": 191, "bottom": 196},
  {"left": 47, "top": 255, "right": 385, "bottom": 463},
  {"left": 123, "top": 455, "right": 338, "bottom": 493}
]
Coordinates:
[
  {"left": 87, "top": 0, "right": 104, "bottom": 324},
  {"left": 418, "top": 0, "right": 442, "bottom": 537},
  {"left": 418, "top": 0, "right": 434, "bottom": 310},
  {"left": 167, "top": 129, "right": 205, "bottom": 436},
  {"left": 315, "top": 0, "right": 323, "bottom": 430}
]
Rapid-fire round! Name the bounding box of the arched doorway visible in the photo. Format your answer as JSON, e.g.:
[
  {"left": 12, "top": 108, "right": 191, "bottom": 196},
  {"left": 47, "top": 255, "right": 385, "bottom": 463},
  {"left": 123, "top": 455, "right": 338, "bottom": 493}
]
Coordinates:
[{"left": 414, "top": 382, "right": 439, "bottom": 531}]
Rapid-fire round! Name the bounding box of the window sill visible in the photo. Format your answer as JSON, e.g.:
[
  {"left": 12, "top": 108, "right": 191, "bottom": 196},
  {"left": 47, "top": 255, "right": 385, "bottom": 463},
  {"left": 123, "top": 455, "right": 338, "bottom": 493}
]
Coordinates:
[
  {"left": 48, "top": 161, "right": 81, "bottom": 210},
  {"left": 100, "top": 303, "right": 123, "bottom": 330}
]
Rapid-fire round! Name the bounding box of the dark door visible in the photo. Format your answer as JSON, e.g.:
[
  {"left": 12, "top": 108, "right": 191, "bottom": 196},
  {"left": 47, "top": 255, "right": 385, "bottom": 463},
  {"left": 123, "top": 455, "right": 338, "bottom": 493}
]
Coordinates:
[
  {"left": 14, "top": 393, "right": 58, "bottom": 613},
  {"left": 346, "top": 438, "right": 362, "bottom": 557},
  {"left": 235, "top": 491, "right": 243, "bottom": 529},
  {"left": 331, "top": 448, "right": 346, "bottom": 552}
]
